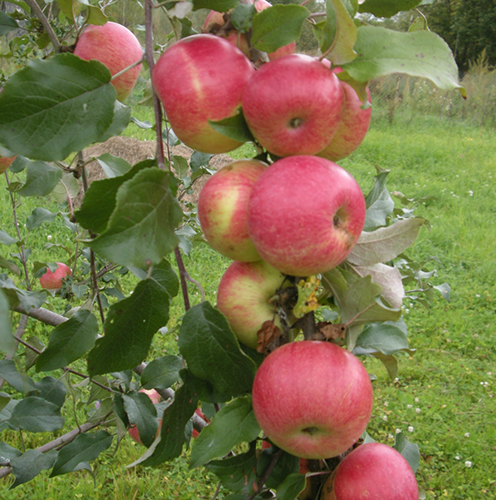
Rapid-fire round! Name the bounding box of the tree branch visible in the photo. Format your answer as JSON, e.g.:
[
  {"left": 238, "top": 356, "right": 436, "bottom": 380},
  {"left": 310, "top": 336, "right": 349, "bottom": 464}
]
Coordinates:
[{"left": 24, "top": 0, "right": 61, "bottom": 52}]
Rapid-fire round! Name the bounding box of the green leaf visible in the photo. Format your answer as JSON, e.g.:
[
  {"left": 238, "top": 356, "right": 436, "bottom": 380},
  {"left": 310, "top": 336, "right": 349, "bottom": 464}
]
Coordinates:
[
  {"left": 209, "top": 112, "right": 254, "bottom": 144},
  {"left": 190, "top": 151, "right": 212, "bottom": 172},
  {"left": 75, "top": 160, "right": 153, "bottom": 234},
  {"left": 355, "top": 323, "right": 409, "bottom": 355},
  {"left": 50, "top": 430, "right": 113, "bottom": 477},
  {"left": 371, "top": 351, "right": 398, "bottom": 379},
  {"left": 0, "top": 441, "right": 22, "bottom": 461},
  {"left": 252, "top": 4, "right": 309, "bottom": 53},
  {"left": 0, "top": 229, "right": 17, "bottom": 246},
  {"left": 258, "top": 447, "right": 300, "bottom": 489},
  {"left": 26, "top": 207, "right": 58, "bottom": 230},
  {"left": 342, "top": 26, "right": 464, "bottom": 94},
  {"left": 0, "top": 256, "right": 21, "bottom": 276},
  {"left": 433, "top": 283, "right": 451, "bottom": 302},
  {"left": 0, "top": 275, "right": 47, "bottom": 311},
  {"left": 394, "top": 432, "right": 420, "bottom": 473},
  {"left": 178, "top": 302, "right": 257, "bottom": 400},
  {"left": 359, "top": 0, "right": 423, "bottom": 18},
  {"left": 9, "top": 396, "right": 64, "bottom": 432},
  {"left": 190, "top": 396, "right": 261, "bottom": 468},
  {"left": 0, "top": 12, "right": 19, "bottom": 36},
  {"left": 86, "top": 5, "right": 108, "bottom": 26},
  {"left": 140, "top": 355, "right": 182, "bottom": 390},
  {"left": 27, "top": 376, "right": 67, "bottom": 409},
  {"left": 10, "top": 449, "right": 57, "bottom": 488},
  {"left": 36, "top": 310, "right": 99, "bottom": 372},
  {"left": 0, "top": 360, "right": 36, "bottom": 394},
  {"left": 96, "top": 153, "right": 132, "bottom": 178},
  {"left": 231, "top": 3, "right": 257, "bottom": 33},
  {"left": 89, "top": 168, "right": 183, "bottom": 268},
  {"left": 51, "top": 172, "right": 80, "bottom": 203},
  {"left": 362, "top": 168, "right": 395, "bottom": 230},
  {"left": 17, "top": 161, "right": 63, "bottom": 197},
  {"left": 87, "top": 260, "right": 178, "bottom": 376},
  {"left": 192, "top": 0, "right": 237, "bottom": 12},
  {"left": 99, "top": 100, "right": 132, "bottom": 143},
  {"left": 0, "top": 54, "right": 116, "bottom": 161},
  {"left": 0, "top": 289, "right": 15, "bottom": 356},
  {"left": 276, "top": 472, "right": 307, "bottom": 500},
  {"left": 123, "top": 392, "right": 159, "bottom": 447}
]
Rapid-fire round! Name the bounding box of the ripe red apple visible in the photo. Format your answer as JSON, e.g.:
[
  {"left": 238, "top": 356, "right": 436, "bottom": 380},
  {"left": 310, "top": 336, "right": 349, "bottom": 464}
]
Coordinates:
[
  {"left": 216, "top": 260, "right": 286, "bottom": 349},
  {"left": 321, "top": 442, "right": 419, "bottom": 500},
  {"left": 247, "top": 156, "right": 366, "bottom": 277},
  {"left": 0, "top": 155, "right": 16, "bottom": 174},
  {"left": 39, "top": 262, "right": 72, "bottom": 290},
  {"left": 242, "top": 54, "right": 344, "bottom": 157},
  {"left": 74, "top": 21, "right": 143, "bottom": 102},
  {"left": 128, "top": 389, "right": 162, "bottom": 446},
  {"left": 152, "top": 34, "right": 254, "bottom": 154},
  {"left": 198, "top": 159, "right": 267, "bottom": 262},
  {"left": 252, "top": 341, "right": 373, "bottom": 459},
  {"left": 317, "top": 66, "right": 372, "bottom": 162}
]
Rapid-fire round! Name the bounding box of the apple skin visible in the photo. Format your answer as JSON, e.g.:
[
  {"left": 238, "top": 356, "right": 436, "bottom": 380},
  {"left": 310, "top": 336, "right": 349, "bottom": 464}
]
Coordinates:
[
  {"left": 74, "top": 22, "right": 143, "bottom": 102},
  {"left": 318, "top": 67, "right": 372, "bottom": 162},
  {"left": 216, "top": 260, "right": 286, "bottom": 349},
  {"left": 252, "top": 341, "right": 373, "bottom": 459},
  {"left": 128, "top": 389, "right": 162, "bottom": 446},
  {"left": 152, "top": 34, "right": 254, "bottom": 154},
  {"left": 247, "top": 156, "right": 366, "bottom": 277},
  {"left": 39, "top": 262, "right": 72, "bottom": 290},
  {"left": 321, "top": 442, "right": 419, "bottom": 500},
  {"left": 0, "top": 155, "right": 16, "bottom": 174},
  {"left": 242, "top": 54, "right": 344, "bottom": 157},
  {"left": 198, "top": 159, "right": 267, "bottom": 262}
]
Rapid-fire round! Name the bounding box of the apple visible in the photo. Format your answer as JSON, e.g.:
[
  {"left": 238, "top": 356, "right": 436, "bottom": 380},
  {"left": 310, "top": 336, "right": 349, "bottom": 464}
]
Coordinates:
[
  {"left": 317, "top": 66, "right": 372, "bottom": 162},
  {"left": 128, "top": 389, "right": 162, "bottom": 446},
  {"left": 39, "top": 262, "right": 72, "bottom": 290},
  {"left": 321, "top": 442, "right": 419, "bottom": 500},
  {"left": 216, "top": 260, "right": 286, "bottom": 349},
  {"left": 247, "top": 156, "right": 366, "bottom": 277},
  {"left": 152, "top": 34, "right": 254, "bottom": 154},
  {"left": 198, "top": 159, "right": 267, "bottom": 262},
  {"left": 74, "top": 21, "right": 143, "bottom": 102},
  {"left": 252, "top": 340, "right": 373, "bottom": 459},
  {"left": 0, "top": 155, "right": 16, "bottom": 174},
  {"left": 242, "top": 54, "right": 344, "bottom": 157}
]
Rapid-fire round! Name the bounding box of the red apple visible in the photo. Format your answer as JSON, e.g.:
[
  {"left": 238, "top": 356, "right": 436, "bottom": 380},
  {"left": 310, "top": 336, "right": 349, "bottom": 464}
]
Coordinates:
[
  {"left": 217, "top": 260, "right": 286, "bottom": 349},
  {"left": 242, "top": 54, "right": 344, "bottom": 157},
  {"left": 252, "top": 341, "right": 373, "bottom": 459},
  {"left": 317, "top": 66, "right": 372, "bottom": 162},
  {"left": 152, "top": 34, "right": 254, "bottom": 154},
  {"left": 247, "top": 156, "right": 366, "bottom": 277},
  {"left": 0, "top": 155, "right": 16, "bottom": 174},
  {"left": 39, "top": 262, "right": 72, "bottom": 290},
  {"left": 321, "top": 442, "right": 419, "bottom": 500},
  {"left": 198, "top": 159, "right": 267, "bottom": 262},
  {"left": 74, "top": 21, "right": 143, "bottom": 102},
  {"left": 128, "top": 389, "right": 162, "bottom": 446}
]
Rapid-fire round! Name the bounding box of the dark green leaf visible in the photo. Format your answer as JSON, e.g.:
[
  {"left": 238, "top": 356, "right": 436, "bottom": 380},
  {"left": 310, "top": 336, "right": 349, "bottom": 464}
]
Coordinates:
[
  {"left": 96, "top": 153, "right": 132, "bottom": 178},
  {"left": 252, "top": 4, "right": 309, "bottom": 53},
  {"left": 0, "top": 289, "right": 15, "bottom": 356},
  {"left": 26, "top": 207, "right": 57, "bottom": 230},
  {"left": 190, "top": 151, "right": 212, "bottom": 172},
  {"left": 231, "top": 4, "right": 257, "bottom": 33},
  {"left": 178, "top": 302, "right": 257, "bottom": 400},
  {"left": 276, "top": 472, "right": 307, "bottom": 500},
  {"left": 123, "top": 392, "right": 158, "bottom": 448},
  {"left": 113, "top": 394, "right": 129, "bottom": 427},
  {"left": 394, "top": 432, "right": 420, "bottom": 473},
  {"left": 0, "top": 53, "right": 116, "bottom": 161},
  {"left": 89, "top": 168, "right": 183, "bottom": 268},
  {"left": 50, "top": 430, "right": 113, "bottom": 477},
  {"left": 0, "top": 12, "right": 19, "bottom": 35},
  {"left": 192, "top": 0, "right": 237, "bottom": 12},
  {"left": 359, "top": 0, "right": 423, "bottom": 18},
  {"left": 355, "top": 323, "right": 409, "bottom": 355},
  {"left": 209, "top": 112, "right": 254, "bottom": 144},
  {"left": 10, "top": 449, "right": 57, "bottom": 488},
  {"left": 27, "top": 377, "right": 67, "bottom": 408},
  {"left": 190, "top": 396, "right": 260, "bottom": 468},
  {"left": 0, "top": 441, "right": 22, "bottom": 461},
  {"left": 17, "top": 161, "right": 62, "bottom": 197},
  {"left": 141, "top": 355, "right": 182, "bottom": 390},
  {"left": 0, "top": 229, "right": 17, "bottom": 246},
  {"left": 0, "top": 360, "right": 36, "bottom": 394},
  {"left": 9, "top": 396, "right": 64, "bottom": 432},
  {"left": 258, "top": 447, "right": 299, "bottom": 489},
  {"left": 36, "top": 310, "right": 99, "bottom": 372},
  {"left": 0, "top": 256, "right": 21, "bottom": 276}
]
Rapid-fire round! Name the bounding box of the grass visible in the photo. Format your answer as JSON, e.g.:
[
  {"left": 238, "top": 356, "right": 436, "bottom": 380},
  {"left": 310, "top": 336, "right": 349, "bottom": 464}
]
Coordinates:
[{"left": 1, "top": 104, "right": 495, "bottom": 498}]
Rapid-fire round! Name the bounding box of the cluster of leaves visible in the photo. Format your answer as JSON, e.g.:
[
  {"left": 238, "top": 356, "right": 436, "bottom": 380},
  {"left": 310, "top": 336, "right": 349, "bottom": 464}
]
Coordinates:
[{"left": 0, "top": 0, "right": 460, "bottom": 497}]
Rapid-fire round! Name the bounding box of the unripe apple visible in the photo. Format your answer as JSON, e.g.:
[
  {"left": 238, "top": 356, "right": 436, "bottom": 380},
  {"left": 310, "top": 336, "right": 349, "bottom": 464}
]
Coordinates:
[
  {"left": 321, "top": 442, "right": 419, "bottom": 500},
  {"left": 198, "top": 159, "right": 267, "bottom": 262},
  {"left": 242, "top": 54, "right": 344, "bottom": 157},
  {"left": 248, "top": 156, "right": 366, "bottom": 277},
  {"left": 217, "top": 260, "right": 286, "bottom": 349},
  {"left": 152, "top": 34, "right": 255, "bottom": 154},
  {"left": 252, "top": 341, "right": 373, "bottom": 459},
  {"left": 39, "top": 262, "right": 72, "bottom": 290},
  {"left": 0, "top": 155, "right": 16, "bottom": 174},
  {"left": 74, "top": 21, "right": 143, "bottom": 102}
]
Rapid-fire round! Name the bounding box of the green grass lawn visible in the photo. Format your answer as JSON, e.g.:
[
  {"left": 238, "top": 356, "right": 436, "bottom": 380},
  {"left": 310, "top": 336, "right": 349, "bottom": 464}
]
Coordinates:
[{"left": 1, "top": 106, "right": 495, "bottom": 499}]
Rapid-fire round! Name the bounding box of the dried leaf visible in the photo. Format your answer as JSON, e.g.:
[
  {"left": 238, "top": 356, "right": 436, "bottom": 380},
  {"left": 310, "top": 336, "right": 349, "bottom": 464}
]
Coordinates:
[{"left": 256, "top": 321, "right": 281, "bottom": 354}]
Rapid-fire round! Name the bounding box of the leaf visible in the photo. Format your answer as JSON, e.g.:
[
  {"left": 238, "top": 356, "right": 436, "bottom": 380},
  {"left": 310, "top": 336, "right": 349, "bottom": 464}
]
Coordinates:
[
  {"left": 97, "top": 153, "right": 132, "bottom": 178},
  {"left": 50, "top": 430, "right": 113, "bottom": 477},
  {"left": 359, "top": 0, "right": 423, "bottom": 18},
  {"left": 89, "top": 168, "right": 183, "bottom": 268},
  {"left": 371, "top": 351, "right": 398, "bottom": 379},
  {"left": 0, "top": 441, "right": 22, "bottom": 461},
  {"left": 0, "top": 53, "right": 116, "bottom": 161},
  {"left": 347, "top": 218, "right": 425, "bottom": 267},
  {"left": 258, "top": 447, "right": 299, "bottom": 489},
  {"left": 276, "top": 472, "right": 307, "bottom": 500},
  {"left": 87, "top": 260, "right": 178, "bottom": 376},
  {"left": 27, "top": 376, "right": 67, "bottom": 409},
  {"left": 192, "top": 0, "right": 237, "bottom": 12},
  {"left": 252, "top": 4, "right": 309, "bottom": 53},
  {"left": 26, "top": 207, "right": 58, "bottom": 230},
  {"left": 209, "top": 112, "right": 254, "bottom": 144},
  {"left": 177, "top": 302, "right": 257, "bottom": 401},
  {"left": 0, "top": 360, "right": 36, "bottom": 394},
  {"left": 17, "top": 161, "right": 63, "bottom": 197},
  {"left": 354, "top": 323, "right": 409, "bottom": 356},
  {"left": 363, "top": 168, "right": 395, "bottom": 230},
  {"left": 36, "top": 310, "right": 99, "bottom": 372},
  {"left": 190, "top": 396, "right": 261, "bottom": 468},
  {"left": 0, "top": 276, "right": 47, "bottom": 311},
  {"left": 0, "top": 289, "right": 15, "bottom": 356},
  {"left": 190, "top": 151, "right": 212, "bottom": 172},
  {"left": 98, "top": 94, "right": 131, "bottom": 142},
  {"left": 231, "top": 3, "right": 257, "bottom": 33},
  {"left": 51, "top": 173, "right": 80, "bottom": 203},
  {"left": 0, "top": 12, "right": 19, "bottom": 35},
  {"left": 394, "top": 432, "right": 420, "bottom": 473},
  {"left": 0, "top": 229, "right": 17, "bottom": 246},
  {"left": 10, "top": 449, "right": 58, "bottom": 488},
  {"left": 0, "top": 256, "right": 21, "bottom": 276},
  {"left": 342, "top": 26, "right": 464, "bottom": 94},
  {"left": 9, "top": 396, "right": 64, "bottom": 432},
  {"left": 75, "top": 160, "right": 153, "bottom": 234},
  {"left": 433, "top": 283, "right": 451, "bottom": 302},
  {"left": 140, "top": 355, "right": 183, "bottom": 390},
  {"left": 123, "top": 392, "right": 158, "bottom": 447}
]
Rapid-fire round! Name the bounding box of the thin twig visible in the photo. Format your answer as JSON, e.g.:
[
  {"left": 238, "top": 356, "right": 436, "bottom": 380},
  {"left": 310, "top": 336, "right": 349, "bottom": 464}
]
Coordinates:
[
  {"left": 24, "top": 0, "right": 61, "bottom": 52},
  {"left": 174, "top": 247, "right": 191, "bottom": 311},
  {"left": 247, "top": 448, "right": 283, "bottom": 500}
]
